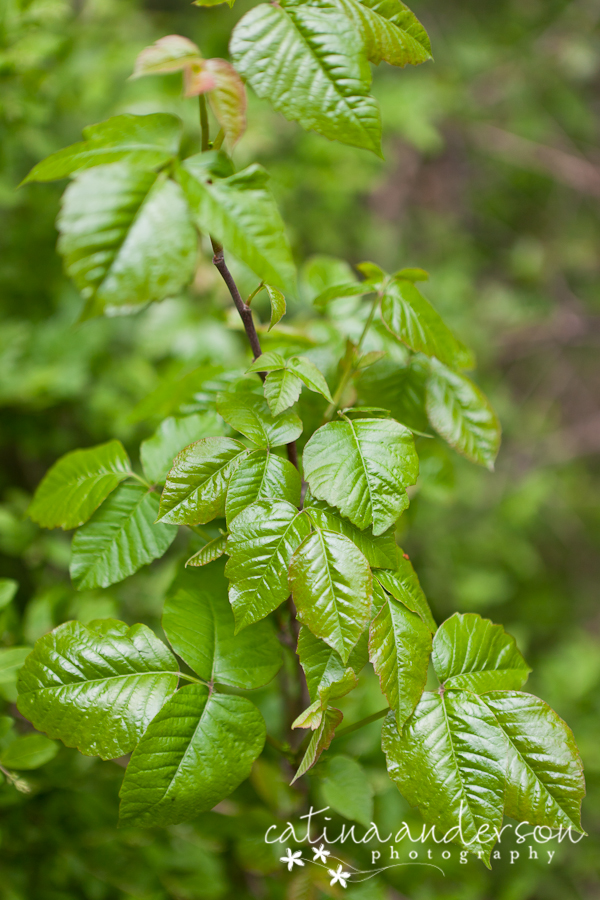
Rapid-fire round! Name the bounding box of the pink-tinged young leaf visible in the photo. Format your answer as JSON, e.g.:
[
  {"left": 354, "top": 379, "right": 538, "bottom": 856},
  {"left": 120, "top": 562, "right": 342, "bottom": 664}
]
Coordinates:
[
  {"left": 186, "top": 59, "right": 247, "bottom": 146},
  {"left": 132, "top": 35, "right": 202, "bottom": 78}
]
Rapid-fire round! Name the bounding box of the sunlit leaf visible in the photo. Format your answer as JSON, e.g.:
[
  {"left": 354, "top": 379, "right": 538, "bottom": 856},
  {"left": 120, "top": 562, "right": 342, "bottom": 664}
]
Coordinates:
[
  {"left": 217, "top": 391, "right": 303, "bottom": 448},
  {"left": 140, "top": 413, "right": 225, "bottom": 485},
  {"left": 225, "top": 449, "right": 301, "bottom": 524}
]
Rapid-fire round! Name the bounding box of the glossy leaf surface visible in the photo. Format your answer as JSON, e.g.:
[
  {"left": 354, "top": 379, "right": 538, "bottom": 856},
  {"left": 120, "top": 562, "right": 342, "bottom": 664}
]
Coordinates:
[
  {"left": 186, "top": 534, "right": 228, "bottom": 567},
  {"left": 305, "top": 500, "right": 397, "bottom": 569},
  {"left": 374, "top": 554, "right": 437, "bottom": 632},
  {"left": 334, "top": 0, "right": 431, "bottom": 68},
  {"left": 225, "top": 450, "right": 301, "bottom": 524},
  {"left": 140, "top": 413, "right": 225, "bottom": 485},
  {"left": 17, "top": 620, "right": 178, "bottom": 758},
  {"left": 217, "top": 391, "right": 302, "bottom": 448},
  {"left": 292, "top": 706, "right": 343, "bottom": 783}
]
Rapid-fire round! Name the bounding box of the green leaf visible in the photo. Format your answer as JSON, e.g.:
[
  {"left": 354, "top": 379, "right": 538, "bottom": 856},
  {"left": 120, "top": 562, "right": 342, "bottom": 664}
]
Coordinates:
[
  {"left": 226, "top": 500, "right": 311, "bottom": 630},
  {"left": 426, "top": 359, "right": 501, "bottom": 470},
  {"left": 289, "top": 529, "right": 372, "bottom": 663},
  {"left": 157, "top": 437, "right": 247, "bottom": 525},
  {"left": 331, "top": 0, "right": 431, "bottom": 67},
  {"left": 0, "top": 578, "right": 18, "bottom": 610},
  {"left": 288, "top": 357, "right": 333, "bottom": 402},
  {"left": 217, "top": 391, "right": 303, "bottom": 448},
  {"left": 178, "top": 154, "right": 295, "bottom": 292},
  {"left": 382, "top": 691, "right": 506, "bottom": 865},
  {"left": 140, "top": 413, "right": 225, "bottom": 485},
  {"left": 28, "top": 440, "right": 131, "bottom": 530},
  {"left": 230, "top": 0, "right": 382, "bottom": 155},
  {"left": 186, "top": 534, "right": 228, "bottom": 567},
  {"left": 395, "top": 266, "right": 429, "bottom": 282},
  {"left": 305, "top": 500, "right": 397, "bottom": 569},
  {"left": 17, "top": 620, "right": 178, "bottom": 758},
  {"left": 0, "top": 733, "right": 59, "bottom": 770},
  {"left": 380, "top": 278, "right": 474, "bottom": 370},
  {"left": 225, "top": 449, "right": 301, "bottom": 525},
  {"left": 312, "top": 281, "right": 370, "bottom": 309},
  {"left": 369, "top": 596, "right": 431, "bottom": 730},
  {"left": 194, "top": 0, "right": 236, "bottom": 7},
  {"left": 265, "top": 284, "right": 286, "bottom": 330},
  {"left": 356, "top": 355, "right": 430, "bottom": 433},
  {"left": 433, "top": 613, "right": 531, "bottom": 693},
  {"left": 297, "top": 625, "right": 367, "bottom": 713},
  {"left": 0, "top": 648, "right": 32, "bottom": 686},
  {"left": 356, "top": 349, "right": 386, "bottom": 369},
  {"left": 264, "top": 369, "right": 303, "bottom": 415},
  {"left": 162, "top": 562, "right": 281, "bottom": 689},
  {"left": 246, "top": 351, "right": 288, "bottom": 374},
  {"left": 318, "top": 755, "right": 373, "bottom": 827},
  {"left": 482, "top": 691, "right": 585, "bottom": 831},
  {"left": 119, "top": 685, "right": 265, "bottom": 826},
  {"left": 303, "top": 416, "right": 418, "bottom": 535},
  {"left": 58, "top": 165, "right": 197, "bottom": 318},
  {"left": 70, "top": 484, "right": 177, "bottom": 590},
  {"left": 22, "top": 114, "right": 182, "bottom": 183},
  {"left": 292, "top": 706, "right": 343, "bottom": 783},
  {"left": 132, "top": 35, "right": 202, "bottom": 77},
  {"left": 374, "top": 554, "right": 437, "bottom": 633}
]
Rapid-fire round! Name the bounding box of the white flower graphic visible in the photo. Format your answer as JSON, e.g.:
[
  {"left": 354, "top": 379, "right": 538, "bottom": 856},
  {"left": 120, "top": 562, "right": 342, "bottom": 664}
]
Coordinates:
[
  {"left": 328, "top": 864, "right": 351, "bottom": 888},
  {"left": 280, "top": 848, "right": 305, "bottom": 871},
  {"left": 312, "top": 843, "right": 331, "bottom": 863}
]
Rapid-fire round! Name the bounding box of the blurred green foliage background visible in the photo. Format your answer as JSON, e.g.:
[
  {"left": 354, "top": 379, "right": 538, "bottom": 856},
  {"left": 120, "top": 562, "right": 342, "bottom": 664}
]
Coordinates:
[{"left": 1, "top": 0, "right": 599, "bottom": 897}]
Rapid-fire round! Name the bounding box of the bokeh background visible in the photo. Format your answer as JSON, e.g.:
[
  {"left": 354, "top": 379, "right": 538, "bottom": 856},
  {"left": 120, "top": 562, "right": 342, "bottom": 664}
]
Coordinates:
[{"left": 1, "top": 0, "right": 599, "bottom": 897}]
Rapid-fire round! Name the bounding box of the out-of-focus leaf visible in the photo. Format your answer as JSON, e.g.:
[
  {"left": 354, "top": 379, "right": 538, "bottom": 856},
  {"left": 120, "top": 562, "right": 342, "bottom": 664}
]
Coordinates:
[
  {"left": 303, "top": 416, "right": 418, "bottom": 535},
  {"left": 292, "top": 706, "right": 343, "bottom": 783},
  {"left": 157, "top": 437, "right": 247, "bottom": 525},
  {"left": 70, "top": 484, "right": 177, "bottom": 589},
  {"left": 289, "top": 530, "right": 372, "bottom": 663},
  {"left": 225, "top": 450, "right": 301, "bottom": 524},
  {"left": 28, "top": 440, "right": 131, "bottom": 530},
  {"left": 58, "top": 165, "right": 197, "bottom": 318},
  {"left": 17, "top": 620, "right": 178, "bottom": 758},
  {"left": 265, "top": 284, "right": 286, "bottom": 330},
  {"left": 374, "top": 554, "right": 437, "bottom": 632},
  {"left": 318, "top": 754, "right": 373, "bottom": 826},
  {"left": 288, "top": 357, "right": 333, "bottom": 402},
  {"left": 426, "top": 359, "right": 501, "bottom": 470},
  {"left": 264, "top": 369, "right": 303, "bottom": 415},
  {"left": 217, "top": 391, "right": 303, "bottom": 448},
  {"left": 163, "top": 562, "right": 281, "bottom": 689},
  {"left": 22, "top": 114, "right": 182, "bottom": 183},
  {"left": 132, "top": 35, "right": 202, "bottom": 76},
  {"left": 0, "top": 579, "right": 18, "bottom": 610},
  {"left": 119, "top": 685, "right": 265, "bottom": 826},
  {"left": 381, "top": 277, "right": 474, "bottom": 370},
  {"left": 369, "top": 595, "right": 431, "bottom": 729},
  {"left": 230, "top": 0, "right": 382, "bottom": 155},
  {"left": 0, "top": 733, "right": 59, "bottom": 770},
  {"left": 382, "top": 691, "right": 506, "bottom": 865},
  {"left": 226, "top": 500, "right": 311, "bottom": 630},
  {"left": 332, "top": 0, "right": 431, "bottom": 67},
  {"left": 0, "top": 648, "right": 32, "bottom": 686},
  {"left": 186, "top": 59, "right": 247, "bottom": 146},
  {"left": 179, "top": 154, "right": 295, "bottom": 292},
  {"left": 297, "top": 625, "right": 367, "bottom": 719},
  {"left": 482, "top": 691, "right": 585, "bottom": 831},
  {"left": 140, "top": 413, "right": 225, "bottom": 485},
  {"left": 433, "top": 613, "right": 531, "bottom": 693},
  {"left": 356, "top": 356, "right": 430, "bottom": 433}
]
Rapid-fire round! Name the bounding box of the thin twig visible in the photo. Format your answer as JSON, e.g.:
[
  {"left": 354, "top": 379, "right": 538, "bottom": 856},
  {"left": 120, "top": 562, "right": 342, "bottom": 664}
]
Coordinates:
[
  {"left": 333, "top": 707, "right": 389, "bottom": 740},
  {"left": 323, "top": 292, "right": 380, "bottom": 422}
]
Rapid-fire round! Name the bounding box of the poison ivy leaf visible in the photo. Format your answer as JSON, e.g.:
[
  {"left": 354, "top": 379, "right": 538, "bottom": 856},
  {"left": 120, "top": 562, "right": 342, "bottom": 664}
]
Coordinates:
[
  {"left": 162, "top": 562, "right": 281, "bottom": 689},
  {"left": 230, "top": 0, "right": 382, "bottom": 155},
  {"left": 305, "top": 501, "right": 397, "bottom": 569},
  {"left": 119, "top": 685, "right": 265, "bottom": 826},
  {"left": 312, "top": 281, "right": 372, "bottom": 309},
  {"left": 426, "top": 359, "right": 501, "bottom": 470},
  {"left": 132, "top": 35, "right": 202, "bottom": 76},
  {"left": 0, "top": 733, "right": 59, "bottom": 770},
  {"left": 28, "top": 440, "right": 131, "bottom": 530},
  {"left": 297, "top": 625, "right": 367, "bottom": 717},
  {"left": 246, "top": 351, "right": 288, "bottom": 374},
  {"left": 217, "top": 391, "right": 303, "bottom": 448},
  {"left": 289, "top": 530, "right": 372, "bottom": 663},
  {"left": 381, "top": 277, "right": 474, "bottom": 370},
  {"left": 194, "top": 0, "right": 236, "bottom": 7},
  {"left": 356, "top": 349, "right": 386, "bottom": 369},
  {"left": 395, "top": 266, "right": 429, "bottom": 282},
  {"left": 288, "top": 357, "right": 333, "bottom": 402},
  {"left": 369, "top": 595, "right": 431, "bottom": 730},
  {"left": 226, "top": 500, "right": 311, "bottom": 630},
  {"left": 482, "top": 691, "right": 585, "bottom": 831},
  {"left": 356, "top": 356, "right": 430, "bottom": 433},
  {"left": 292, "top": 706, "right": 343, "bottom": 783},
  {"left": 186, "top": 534, "right": 228, "bottom": 567},
  {"left": 331, "top": 0, "right": 431, "bottom": 68},
  {"left": 265, "top": 284, "right": 286, "bottom": 330},
  {"left": 70, "top": 484, "right": 177, "bottom": 590},
  {"left": 264, "top": 369, "right": 303, "bottom": 415},
  {"left": 185, "top": 59, "right": 247, "bottom": 146},
  {"left": 22, "top": 114, "right": 182, "bottom": 183},
  {"left": 225, "top": 450, "right": 301, "bottom": 525},
  {"left": 303, "top": 416, "right": 418, "bottom": 535},
  {"left": 382, "top": 691, "right": 506, "bottom": 865},
  {"left": 374, "top": 554, "right": 437, "bottom": 633},
  {"left": 140, "top": 413, "right": 225, "bottom": 485},
  {"left": 178, "top": 153, "right": 295, "bottom": 292},
  {"left": 433, "top": 613, "right": 530, "bottom": 693},
  {"left": 58, "top": 164, "right": 197, "bottom": 318},
  {"left": 318, "top": 755, "right": 373, "bottom": 827},
  {"left": 17, "top": 620, "right": 178, "bottom": 758},
  {"left": 0, "top": 648, "right": 32, "bottom": 686},
  {"left": 0, "top": 578, "right": 17, "bottom": 610},
  {"left": 157, "top": 437, "right": 247, "bottom": 525}
]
